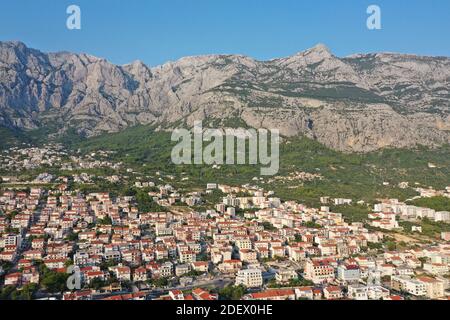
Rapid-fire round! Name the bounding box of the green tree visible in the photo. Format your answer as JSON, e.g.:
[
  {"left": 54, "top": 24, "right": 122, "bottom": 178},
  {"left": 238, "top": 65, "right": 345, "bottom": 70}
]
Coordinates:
[
  {"left": 219, "top": 285, "right": 247, "bottom": 300},
  {"left": 11, "top": 283, "right": 39, "bottom": 300},
  {"left": 408, "top": 196, "right": 450, "bottom": 212},
  {"left": 39, "top": 265, "right": 70, "bottom": 293},
  {"left": 135, "top": 190, "right": 166, "bottom": 212},
  {"left": 66, "top": 231, "right": 79, "bottom": 241},
  {"left": 90, "top": 278, "right": 108, "bottom": 290},
  {"left": 149, "top": 277, "right": 169, "bottom": 288},
  {"left": 385, "top": 241, "right": 397, "bottom": 251},
  {"left": 0, "top": 286, "right": 16, "bottom": 300},
  {"left": 261, "top": 222, "right": 277, "bottom": 231},
  {"left": 97, "top": 216, "right": 112, "bottom": 225}
]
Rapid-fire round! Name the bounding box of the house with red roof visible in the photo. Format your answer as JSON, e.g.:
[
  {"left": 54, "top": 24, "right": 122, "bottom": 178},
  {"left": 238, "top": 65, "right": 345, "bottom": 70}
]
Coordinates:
[
  {"left": 323, "top": 286, "right": 344, "bottom": 300},
  {"left": 192, "top": 288, "right": 218, "bottom": 301},
  {"left": 243, "top": 289, "right": 296, "bottom": 301}
]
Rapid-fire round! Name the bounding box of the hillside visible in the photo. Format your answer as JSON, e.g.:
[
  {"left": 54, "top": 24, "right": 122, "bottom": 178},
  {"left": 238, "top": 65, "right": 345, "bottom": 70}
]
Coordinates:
[
  {"left": 69, "top": 125, "right": 450, "bottom": 206},
  {"left": 0, "top": 126, "right": 30, "bottom": 149}
]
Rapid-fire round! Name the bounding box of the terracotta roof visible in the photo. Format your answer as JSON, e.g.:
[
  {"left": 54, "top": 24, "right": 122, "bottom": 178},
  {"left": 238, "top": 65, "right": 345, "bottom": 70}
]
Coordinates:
[{"left": 250, "top": 289, "right": 295, "bottom": 299}]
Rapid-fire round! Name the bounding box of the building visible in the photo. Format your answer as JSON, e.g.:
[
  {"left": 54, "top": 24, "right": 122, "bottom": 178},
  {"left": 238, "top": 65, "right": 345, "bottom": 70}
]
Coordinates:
[
  {"left": 304, "top": 259, "right": 335, "bottom": 284},
  {"left": 159, "top": 262, "right": 174, "bottom": 278},
  {"left": 347, "top": 284, "right": 368, "bottom": 300},
  {"left": 169, "top": 290, "right": 184, "bottom": 300},
  {"left": 179, "top": 250, "right": 196, "bottom": 264},
  {"left": 192, "top": 288, "right": 218, "bottom": 301},
  {"left": 218, "top": 260, "right": 242, "bottom": 273},
  {"left": 175, "top": 264, "right": 191, "bottom": 277},
  {"left": 294, "top": 287, "right": 314, "bottom": 300},
  {"left": 2, "top": 234, "right": 22, "bottom": 248},
  {"left": 423, "top": 263, "right": 449, "bottom": 275},
  {"left": 243, "top": 289, "right": 296, "bottom": 301},
  {"left": 367, "top": 286, "right": 390, "bottom": 300},
  {"left": 323, "top": 286, "right": 343, "bottom": 300},
  {"left": 441, "top": 232, "right": 450, "bottom": 241},
  {"left": 417, "top": 277, "right": 445, "bottom": 299},
  {"left": 275, "top": 269, "right": 298, "bottom": 284},
  {"left": 238, "top": 249, "right": 258, "bottom": 263},
  {"left": 235, "top": 269, "right": 263, "bottom": 288},
  {"left": 435, "top": 211, "right": 450, "bottom": 222},
  {"left": 337, "top": 264, "right": 360, "bottom": 283},
  {"left": 391, "top": 276, "right": 427, "bottom": 297},
  {"left": 191, "top": 261, "right": 209, "bottom": 273},
  {"left": 347, "top": 284, "right": 390, "bottom": 300},
  {"left": 235, "top": 238, "right": 252, "bottom": 250}
]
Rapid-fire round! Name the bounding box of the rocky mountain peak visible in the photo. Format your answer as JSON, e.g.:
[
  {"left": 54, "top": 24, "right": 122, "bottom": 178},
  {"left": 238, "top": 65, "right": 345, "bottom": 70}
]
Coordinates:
[
  {"left": 123, "top": 60, "right": 153, "bottom": 81},
  {"left": 0, "top": 41, "right": 449, "bottom": 152},
  {"left": 276, "top": 43, "right": 337, "bottom": 69},
  {"left": 304, "top": 43, "right": 333, "bottom": 58}
]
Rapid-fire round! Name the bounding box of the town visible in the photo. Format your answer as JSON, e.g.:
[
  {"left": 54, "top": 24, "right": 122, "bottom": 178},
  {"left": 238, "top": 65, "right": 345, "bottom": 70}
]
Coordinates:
[{"left": 1, "top": 144, "right": 449, "bottom": 301}]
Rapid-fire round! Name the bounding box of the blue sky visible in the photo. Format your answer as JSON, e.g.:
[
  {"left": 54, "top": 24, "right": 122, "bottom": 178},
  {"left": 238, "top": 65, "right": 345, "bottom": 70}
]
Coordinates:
[{"left": 0, "top": 0, "right": 449, "bottom": 66}]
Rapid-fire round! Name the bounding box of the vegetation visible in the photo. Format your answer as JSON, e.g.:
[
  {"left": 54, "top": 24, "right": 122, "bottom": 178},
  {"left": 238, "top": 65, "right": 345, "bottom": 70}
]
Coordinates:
[
  {"left": 148, "top": 277, "right": 169, "bottom": 288},
  {"left": 330, "top": 204, "right": 371, "bottom": 223},
  {"left": 419, "top": 218, "right": 450, "bottom": 238},
  {"left": 0, "top": 126, "right": 31, "bottom": 150},
  {"left": 261, "top": 221, "right": 277, "bottom": 231},
  {"left": 0, "top": 261, "right": 14, "bottom": 274},
  {"left": 3, "top": 122, "right": 450, "bottom": 222},
  {"left": 185, "top": 270, "right": 205, "bottom": 278},
  {"left": 219, "top": 284, "right": 247, "bottom": 300},
  {"left": 267, "top": 276, "right": 314, "bottom": 288},
  {"left": 97, "top": 216, "right": 113, "bottom": 226},
  {"left": 367, "top": 242, "right": 383, "bottom": 251},
  {"left": 385, "top": 240, "right": 398, "bottom": 251},
  {"left": 135, "top": 189, "right": 167, "bottom": 212},
  {"left": 400, "top": 217, "right": 450, "bottom": 238},
  {"left": 0, "top": 263, "right": 67, "bottom": 299},
  {"left": 38, "top": 264, "right": 70, "bottom": 293},
  {"left": 65, "top": 231, "right": 79, "bottom": 241},
  {"left": 407, "top": 196, "right": 450, "bottom": 212},
  {"left": 0, "top": 284, "right": 39, "bottom": 300},
  {"left": 89, "top": 278, "right": 117, "bottom": 291},
  {"left": 303, "top": 221, "right": 323, "bottom": 229},
  {"left": 65, "top": 125, "right": 450, "bottom": 208},
  {"left": 202, "top": 190, "right": 226, "bottom": 206}
]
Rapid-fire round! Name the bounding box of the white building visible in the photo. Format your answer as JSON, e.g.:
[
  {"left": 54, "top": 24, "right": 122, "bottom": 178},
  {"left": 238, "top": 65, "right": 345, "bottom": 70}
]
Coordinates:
[
  {"left": 235, "top": 269, "right": 263, "bottom": 288},
  {"left": 423, "top": 263, "right": 449, "bottom": 275},
  {"left": 337, "top": 264, "right": 360, "bottom": 282},
  {"left": 391, "top": 276, "right": 427, "bottom": 297},
  {"left": 435, "top": 211, "right": 450, "bottom": 222},
  {"left": 347, "top": 284, "right": 368, "bottom": 300}
]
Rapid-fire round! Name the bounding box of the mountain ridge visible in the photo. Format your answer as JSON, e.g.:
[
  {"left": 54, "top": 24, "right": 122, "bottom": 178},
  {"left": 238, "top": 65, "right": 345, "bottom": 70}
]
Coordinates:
[{"left": 0, "top": 41, "right": 449, "bottom": 152}]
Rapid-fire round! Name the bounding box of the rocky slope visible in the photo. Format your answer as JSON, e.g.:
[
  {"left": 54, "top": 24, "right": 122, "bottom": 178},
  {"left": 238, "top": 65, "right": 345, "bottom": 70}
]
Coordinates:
[{"left": 0, "top": 41, "right": 449, "bottom": 152}]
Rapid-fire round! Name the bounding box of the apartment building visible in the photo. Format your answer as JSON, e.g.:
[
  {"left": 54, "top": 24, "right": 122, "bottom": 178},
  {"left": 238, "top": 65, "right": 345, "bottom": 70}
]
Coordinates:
[
  {"left": 304, "top": 259, "right": 336, "bottom": 284},
  {"left": 391, "top": 276, "right": 427, "bottom": 297},
  {"left": 235, "top": 269, "right": 263, "bottom": 288}
]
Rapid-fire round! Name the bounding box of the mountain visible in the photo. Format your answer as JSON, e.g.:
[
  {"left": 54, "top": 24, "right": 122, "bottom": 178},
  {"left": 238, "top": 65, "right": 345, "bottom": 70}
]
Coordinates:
[{"left": 0, "top": 41, "right": 449, "bottom": 152}]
